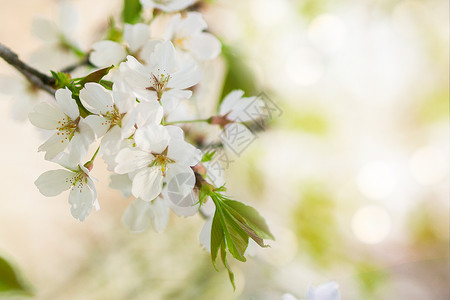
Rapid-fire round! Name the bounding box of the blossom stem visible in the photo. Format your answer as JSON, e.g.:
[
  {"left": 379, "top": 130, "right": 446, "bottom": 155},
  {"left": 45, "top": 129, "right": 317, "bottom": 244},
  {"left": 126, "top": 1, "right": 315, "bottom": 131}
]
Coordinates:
[
  {"left": 0, "top": 42, "right": 56, "bottom": 95},
  {"left": 164, "top": 118, "right": 211, "bottom": 125},
  {"left": 89, "top": 146, "right": 101, "bottom": 163}
]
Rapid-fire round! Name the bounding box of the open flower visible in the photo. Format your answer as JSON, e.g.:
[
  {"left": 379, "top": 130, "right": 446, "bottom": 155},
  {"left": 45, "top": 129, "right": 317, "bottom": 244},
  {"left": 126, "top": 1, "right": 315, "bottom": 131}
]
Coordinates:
[
  {"left": 118, "top": 40, "right": 202, "bottom": 111},
  {"left": 90, "top": 23, "right": 151, "bottom": 68},
  {"left": 140, "top": 0, "right": 194, "bottom": 12},
  {"left": 35, "top": 163, "right": 99, "bottom": 221},
  {"left": 29, "top": 88, "right": 94, "bottom": 161},
  {"left": 115, "top": 124, "right": 201, "bottom": 201},
  {"left": 165, "top": 12, "right": 221, "bottom": 60},
  {"left": 282, "top": 282, "right": 340, "bottom": 300}
]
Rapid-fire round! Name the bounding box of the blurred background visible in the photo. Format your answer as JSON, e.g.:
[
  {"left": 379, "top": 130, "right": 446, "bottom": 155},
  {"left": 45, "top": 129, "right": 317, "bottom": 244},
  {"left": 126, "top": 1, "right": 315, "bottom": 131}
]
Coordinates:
[{"left": 0, "top": 0, "right": 448, "bottom": 299}]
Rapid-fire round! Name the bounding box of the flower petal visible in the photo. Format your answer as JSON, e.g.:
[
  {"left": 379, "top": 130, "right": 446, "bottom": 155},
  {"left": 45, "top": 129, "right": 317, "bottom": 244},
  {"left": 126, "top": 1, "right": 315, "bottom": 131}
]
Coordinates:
[
  {"left": 134, "top": 124, "right": 170, "bottom": 154},
  {"left": 89, "top": 40, "right": 127, "bottom": 67},
  {"left": 55, "top": 88, "right": 79, "bottom": 120},
  {"left": 124, "top": 23, "right": 150, "bottom": 53},
  {"left": 68, "top": 184, "right": 94, "bottom": 221},
  {"left": 28, "top": 102, "right": 64, "bottom": 130},
  {"left": 115, "top": 147, "right": 154, "bottom": 174},
  {"left": 80, "top": 83, "right": 114, "bottom": 115},
  {"left": 131, "top": 167, "right": 163, "bottom": 201},
  {"left": 35, "top": 169, "right": 75, "bottom": 196}
]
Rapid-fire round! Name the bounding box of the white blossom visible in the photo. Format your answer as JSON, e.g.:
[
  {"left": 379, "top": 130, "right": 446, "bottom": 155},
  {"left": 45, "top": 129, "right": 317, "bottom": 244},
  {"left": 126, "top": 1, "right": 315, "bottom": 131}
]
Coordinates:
[
  {"left": 165, "top": 12, "right": 221, "bottom": 60},
  {"left": 140, "top": 0, "right": 194, "bottom": 12},
  {"left": 29, "top": 88, "right": 94, "bottom": 162},
  {"left": 115, "top": 124, "right": 201, "bottom": 201},
  {"left": 89, "top": 23, "right": 152, "bottom": 67},
  {"left": 35, "top": 163, "right": 98, "bottom": 221},
  {"left": 118, "top": 40, "right": 202, "bottom": 111}
]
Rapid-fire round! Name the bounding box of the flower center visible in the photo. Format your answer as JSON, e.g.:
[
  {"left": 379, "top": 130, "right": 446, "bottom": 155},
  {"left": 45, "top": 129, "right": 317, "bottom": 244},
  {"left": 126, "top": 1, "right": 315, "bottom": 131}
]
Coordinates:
[
  {"left": 146, "top": 73, "right": 171, "bottom": 101},
  {"left": 103, "top": 105, "right": 123, "bottom": 127},
  {"left": 66, "top": 171, "right": 88, "bottom": 190},
  {"left": 56, "top": 116, "right": 80, "bottom": 141},
  {"left": 150, "top": 148, "right": 175, "bottom": 176}
]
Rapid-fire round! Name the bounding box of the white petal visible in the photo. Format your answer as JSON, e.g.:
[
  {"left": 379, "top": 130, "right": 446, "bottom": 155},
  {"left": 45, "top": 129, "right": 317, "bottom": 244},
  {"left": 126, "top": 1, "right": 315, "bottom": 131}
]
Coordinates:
[
  {"left": 122, "top": 198, "right": 152, "bottom": 232},
  {"left": 124, "top": 23, "right": 150, "bottom": 53},
  {"left": 149, "top": 41, "right": 176, "bottom": 74},
  {"left": 68, "top": 184, "right": 94, "bottom": 221},
  {"left": 167, "top": 136, "right": 201, "bottom": 166},
  {"left": 132, "top": 167, "right": 163, "bottom": 201},
  {"left": 165, "top": 163, "right": 195, "bottom": 198},
  {"left": 58, "top": 0, "right": 78, "bottom": 37},
  {"left": 168, "top": 58, "right": 201, "bottom": 89},
  {"left": 199, "top": 217, "right": 213, "bottom": 252},
  {"left": 307, "top": 282, "right": 340, "bottom": 300},
  {"left": 84, "top": 115, "right": 110, "bottom": 137},
  {"left": 219, "top": 90, "right": 245, "bottom": 116},
  {"left": 101, "top": 125, "right": 123, "bottom": 155},
  {"left": 55, "top": 88, "right": 79, "bottom": 120},
  {"left": 32, "top": 17, "right": 59, "bottom": 43},
  {"left": 110, "top": 174, "right": 133, "bottom": 198},
  {"left": 35, "top": 169, "right": 75, "bottom": 196},
  {"left": 112, "top": 79, "right": 135, "bottom": 113},
  {"left": 282, "top": 294, "right": 299, "bottom": 300},
  {"left": 178, "top": 12, "right": 207, "bottom": 36},
  {"left": 168, "top": 190, "right": 199, "bottom": 217},
  {"left": 186, "top": 33, "right": 221, "bottom": 60},
  {"left": 79, "top": 82, "right": 114, "bottom": 115},
  {"left": 39, "top": 132, "right": 69, "bottom": 160},
  {"left": 89, "top": 41, "right": 127, "bottom": 68},
  {"left": 134, "top": 124, "right": 170, "bottom": 154},
  {"left": 28, "top": 102, "right": 64, "bottom": 130},
  {"left": 115, "top": 148, "right": 154, "bottom": 174},
  {"left": 148, "top": 196, "right": 170, "bottom": 232},
  {"left": 134, "top": 101, "right": 163, "bottom": 127}
]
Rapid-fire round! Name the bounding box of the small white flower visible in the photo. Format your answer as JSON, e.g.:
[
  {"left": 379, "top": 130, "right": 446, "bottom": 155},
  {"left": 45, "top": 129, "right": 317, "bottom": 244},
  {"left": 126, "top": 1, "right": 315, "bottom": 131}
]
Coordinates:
[
  {"left": 122, "top": 196, "right": 170, "bottom": 233},
  {"left": 35, "top": 164, "right": 98, "bottom": 221},
  {"left": 307, "top": 282, "right": 340, "bottom": 300},
  {"left": 115, "top": 124, "right": 201, "bottom": 201},
  {"left": 218, "top": 90, "right": 266, "bottom": 124},
  {"left": 0, "top": 75, "right": 43, "bottom": 121},
  {"left": 30, "top": 0, "right": 82, "bottom": 70},
  {"left": 79, "top": 82, "right": 137, "bottom": 146},
  {"left": 165, "top": 12, "right": 221, "bottom": 60},
  {"left": 118, "top": 40, "right": 202, "bottom": 111},
  {"left": 140, "top": 0, "right": 194, "bottom": 12},
  {"left": 89, "top": 23, "right": 151, "bottom": 68},
  {"left": 29, "top": 88, "right": 94, "bottom": 162}
]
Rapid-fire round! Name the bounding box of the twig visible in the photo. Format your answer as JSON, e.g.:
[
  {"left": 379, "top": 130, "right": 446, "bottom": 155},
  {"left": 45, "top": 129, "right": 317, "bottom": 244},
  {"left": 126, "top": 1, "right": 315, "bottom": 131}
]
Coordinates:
[{"left": 0, "top": 42, "right": 56, "bottom": 95}]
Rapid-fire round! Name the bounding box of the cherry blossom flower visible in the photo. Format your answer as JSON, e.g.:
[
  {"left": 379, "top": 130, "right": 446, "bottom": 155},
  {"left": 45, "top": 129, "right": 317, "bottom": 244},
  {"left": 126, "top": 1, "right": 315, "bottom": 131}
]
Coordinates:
[
  {"left": 118, "top": 40, "right": 202, "bottom": 111},
  {"left": 281, "top": 282, "right": 340, "bottom": 300},
  {"left": 35, "top": 163, "right": 99, "bottom": 221},
  {"left": 115, "top": 124, "right": 201, "bottom": 201},
  {"left": 165, "top": 12, "right": 221, "bottom": 60},
  {"left": 140, "top": 0, "right": 194, "bottom": 12},
  {"left": 89, "top": 23, "right": 152, "bottom": 68},
  {"left": 30, "top": 0, "right": 82, "bottom": 70},
  {"left": 28, "top": 88, "right": 94, "bottom": 161}
]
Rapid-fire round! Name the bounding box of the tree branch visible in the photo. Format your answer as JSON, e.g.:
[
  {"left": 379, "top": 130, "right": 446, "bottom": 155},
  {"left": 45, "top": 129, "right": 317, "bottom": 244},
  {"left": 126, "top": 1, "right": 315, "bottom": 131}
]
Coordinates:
[{"left": 0, "top": 42, "right": 56, "bottom": 95}]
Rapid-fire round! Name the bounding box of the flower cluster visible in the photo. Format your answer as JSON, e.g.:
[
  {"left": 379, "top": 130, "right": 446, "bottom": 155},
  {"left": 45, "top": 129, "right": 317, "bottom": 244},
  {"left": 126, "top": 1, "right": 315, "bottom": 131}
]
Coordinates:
[{"left": 26, "top": 0, "right": 273, "bottom": 288}]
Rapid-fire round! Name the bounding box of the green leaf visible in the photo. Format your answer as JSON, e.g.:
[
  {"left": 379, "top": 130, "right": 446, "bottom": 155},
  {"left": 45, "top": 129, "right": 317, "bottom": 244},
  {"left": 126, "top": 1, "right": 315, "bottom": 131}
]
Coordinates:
[
  {"left": 201, "top": 150, "right": 216, "bottom": 163},
  {"left": 218, "top": 206, "right": 248, "bottom": 262},
  {"left": 220, "top": 239, "right": 235, "bottom": 290},
  {"left": 0, "top": 256, "right": 31, "bottom": 296},
  {"left": 223, "top": 199, "right": 275, "bottom": 241},
  {"left": 210, "top": 211, "right": 223, "bottom": 269},
  {"left": 122, "top": 0, "right": 142, "bottom": 24},
  {"left": 51, "top": 71, "right": 72, "bottom": 89},
  {"left": 78, "top": 66, "right": 114, "bottom": 86}
]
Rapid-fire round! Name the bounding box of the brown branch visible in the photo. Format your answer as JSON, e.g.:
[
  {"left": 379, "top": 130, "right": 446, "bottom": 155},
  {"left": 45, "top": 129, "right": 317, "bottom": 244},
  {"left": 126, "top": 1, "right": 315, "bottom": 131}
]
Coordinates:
[{"left": 0, "top": 42, "right": 56, "bottom": 95}]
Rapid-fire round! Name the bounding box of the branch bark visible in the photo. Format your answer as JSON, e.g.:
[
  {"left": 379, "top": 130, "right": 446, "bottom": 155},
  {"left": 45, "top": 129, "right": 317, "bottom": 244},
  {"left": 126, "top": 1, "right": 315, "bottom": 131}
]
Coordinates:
[{"left": 0, "top": 42, "right": 56, "bottom": 95}]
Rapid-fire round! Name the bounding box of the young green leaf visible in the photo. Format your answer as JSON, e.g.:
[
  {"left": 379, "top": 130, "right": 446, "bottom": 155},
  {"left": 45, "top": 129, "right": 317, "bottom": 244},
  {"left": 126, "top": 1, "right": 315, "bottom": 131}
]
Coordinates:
[
  {"left": 51, "top": 71, "right": 72, "bottom": 89},
  {"left": 78, "top": 66, "right": 114, "bottom": 86},
  {"left": 0, "top": 256, "right": 31, "bottom": 296},
  {"left": 122, "top": 0, "right": 142, "bottom": 24},
  {"left": 201, "top": 150, "right": 216, "bottom": 163},
  {"left": 222, "top": 199, "right": 275, "bottom": 241}
]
